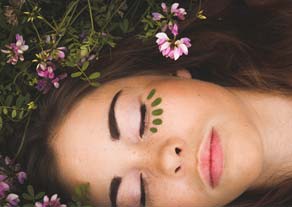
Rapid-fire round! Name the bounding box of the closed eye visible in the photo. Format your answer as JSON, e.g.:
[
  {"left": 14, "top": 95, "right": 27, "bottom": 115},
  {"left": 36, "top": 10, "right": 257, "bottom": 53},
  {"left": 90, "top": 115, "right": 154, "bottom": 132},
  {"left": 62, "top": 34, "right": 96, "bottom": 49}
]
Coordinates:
[{"left": 140, "top": 104, "right": 146, "bottom": 138}]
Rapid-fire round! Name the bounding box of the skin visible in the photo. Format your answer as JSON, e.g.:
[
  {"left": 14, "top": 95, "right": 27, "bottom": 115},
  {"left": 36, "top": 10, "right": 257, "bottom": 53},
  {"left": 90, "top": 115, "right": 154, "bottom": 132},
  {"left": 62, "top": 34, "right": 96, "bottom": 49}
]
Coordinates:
[{"left": 53, "top": 70, "right": 292, "bottom": 207}]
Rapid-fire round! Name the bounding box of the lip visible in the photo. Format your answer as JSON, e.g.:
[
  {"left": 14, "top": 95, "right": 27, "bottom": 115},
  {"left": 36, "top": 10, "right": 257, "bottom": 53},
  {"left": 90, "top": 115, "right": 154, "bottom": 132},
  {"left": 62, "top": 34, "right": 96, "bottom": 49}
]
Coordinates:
[{"left": 198, "top": 127, "right": 223, "bottom": 189}]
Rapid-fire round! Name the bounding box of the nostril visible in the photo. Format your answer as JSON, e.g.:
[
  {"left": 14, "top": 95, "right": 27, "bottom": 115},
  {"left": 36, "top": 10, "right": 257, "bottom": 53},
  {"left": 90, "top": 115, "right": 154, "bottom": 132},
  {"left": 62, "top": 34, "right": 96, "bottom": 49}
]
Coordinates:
[
  {"left": 175, "top": 166, "right": 181, "bottom": 173},
  {"left": 175, "top": 147, "right": 181, "bottom": 155}
]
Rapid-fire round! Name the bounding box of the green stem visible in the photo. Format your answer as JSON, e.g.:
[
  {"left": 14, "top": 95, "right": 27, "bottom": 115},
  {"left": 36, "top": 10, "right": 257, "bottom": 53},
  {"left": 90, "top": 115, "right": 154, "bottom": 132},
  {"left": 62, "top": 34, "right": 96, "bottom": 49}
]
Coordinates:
[
  {"left": 76, "top": 65, "right": 92, "bottom": 84},
  {"left": 32, "top": 22, "right": 43, "bottom": 50},
  {"left": 87, "top": 0, "right": 95, "bottom": 32},
  {"left": 14, "top": 113, "right": 32, "bottom": 160}
]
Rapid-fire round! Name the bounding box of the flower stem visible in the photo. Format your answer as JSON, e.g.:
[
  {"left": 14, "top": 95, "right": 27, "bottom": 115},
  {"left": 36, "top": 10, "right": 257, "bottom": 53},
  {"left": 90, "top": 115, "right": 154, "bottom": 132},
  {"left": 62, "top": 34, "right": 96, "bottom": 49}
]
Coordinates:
[
  {"left": 87, "top": 0, "right": 95, "bottom": 32},
  {"left": 14, "top": 112, "right": 32, "bottom": 160}
]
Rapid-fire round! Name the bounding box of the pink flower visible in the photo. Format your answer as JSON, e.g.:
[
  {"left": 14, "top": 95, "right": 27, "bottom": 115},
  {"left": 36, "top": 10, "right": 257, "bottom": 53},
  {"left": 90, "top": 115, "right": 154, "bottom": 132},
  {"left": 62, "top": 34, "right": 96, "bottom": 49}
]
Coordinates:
[
  {"left": 35, "top": 194, "right": 66, "bottom": 207},
  {"left": 161, "top": 2, "right": 168, "bottom": 13},
  {"left": 6, "top": 193, "right": 20, "bottom": 207},
  {"left": 1, "top": 34, "right": 29, "bottom": 65},
  {"left": 0, "top": 181, "right": 9, "bottom": 199},
  {"left": 168, "top": 22, "right": 179, "bottom": 36},
  {"left": 51, "top": 73, "right": 67, "bottom": 88},
  {"left": 36, "top": 62, "right": 56, "bottom": 79},
  {"left": 52, "top": 47, "right": 66, "bottom": 60},
  {"left": 16, "top": 171, "right": 27, "bottom": 184},
  {"left": 170, "top": 3, "right": 187, "bottom": 20},
  {"left": 155, "top": 32, "right": 191, "bottom": 60}
]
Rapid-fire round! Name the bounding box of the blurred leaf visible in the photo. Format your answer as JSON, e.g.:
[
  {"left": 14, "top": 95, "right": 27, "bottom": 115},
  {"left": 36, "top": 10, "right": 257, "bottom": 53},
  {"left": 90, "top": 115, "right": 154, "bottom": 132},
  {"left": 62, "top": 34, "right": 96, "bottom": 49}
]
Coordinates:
[
  {"left": 27, "top": 185, "right": 35, "bottom": 196},
  {"left": 81, "top": 61, "right": 89, "bottom": 71},
  {"left": 88, "top": 72, "right": 100, "bottom": 80},
  {"left": 71, "top": 71, "right": 82, "bottom": 78},
  {"left": 11, "top": 109, "right": 17, "bottom": 118}
]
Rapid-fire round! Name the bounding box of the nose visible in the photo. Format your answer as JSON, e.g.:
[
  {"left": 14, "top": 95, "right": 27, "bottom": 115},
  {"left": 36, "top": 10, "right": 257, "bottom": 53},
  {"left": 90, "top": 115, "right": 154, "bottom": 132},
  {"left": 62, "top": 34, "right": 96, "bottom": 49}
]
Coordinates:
[{"left": 157, "top": 138, "right": 186, "bottom": 176}]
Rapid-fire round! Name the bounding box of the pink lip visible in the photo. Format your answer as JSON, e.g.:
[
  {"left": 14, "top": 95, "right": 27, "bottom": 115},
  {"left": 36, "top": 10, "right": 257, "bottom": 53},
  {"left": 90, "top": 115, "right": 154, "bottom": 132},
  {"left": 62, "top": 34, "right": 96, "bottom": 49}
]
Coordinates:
[{"left": 198, "top": 127, "right": 223, "bottom": 188}]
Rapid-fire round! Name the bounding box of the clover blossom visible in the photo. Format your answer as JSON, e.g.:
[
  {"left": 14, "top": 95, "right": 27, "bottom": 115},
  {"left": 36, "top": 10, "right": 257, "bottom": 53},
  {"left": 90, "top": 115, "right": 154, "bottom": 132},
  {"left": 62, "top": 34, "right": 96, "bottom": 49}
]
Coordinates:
[
  {"left": 152, "top": 2, "right": 187, "bottom": 21},
  {"left": 1, "top": 34, "right": 29, "bottom": 65},
  {"left": 155, "top": 32, "right": 191, "bottom": 60},
  {"left": 6, "top": 193, "right": 20, "bottom": 207},
  {"left": 0, "top": 179, "right": 10, "bottom": 199},
  {"left": 16, "top": 171, "right": 27, "bottom": 184},
  {"left": 35, "top": 194, "right": 66, "bottom": 207},
  {"left": 170, "top": 3, "right": 187, "bottom": 20}
]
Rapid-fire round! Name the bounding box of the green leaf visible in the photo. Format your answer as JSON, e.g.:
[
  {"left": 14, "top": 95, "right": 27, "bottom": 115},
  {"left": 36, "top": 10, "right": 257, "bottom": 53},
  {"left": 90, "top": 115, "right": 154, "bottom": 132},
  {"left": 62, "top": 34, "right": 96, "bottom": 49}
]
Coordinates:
[
  {"left": 27, "top": 185, "right": 35, "bottom": 196},
  {"left": 152, "top": 118, "right": 162, "bottom": 125},
  {"left": 152, "top": 109, "right": 163, "bottom": 116},
  {"left": 23, "top": 204, "right": 34, "bottom": 207},
  {"left": 151, "top": 97, "right": 162, "bottom": 107},
  {"left": 89, "top": 72, "right": 100, "bottom": 80},
  {"left": 22, "top": 192, "right": 33, "bottom": 201},
  {"left": 35, "top": 192, "right": 45, "bottom": 200},
  {"left": 150, "top": 127, "right": 157, "bottom": 133},
  {"left": 19, "top": 110, "right": 24, "bottom": 119},
  {"left": 147, "top": 89, "right": 156, "bottom": 100},
  {"left": 11, "top": 109, "right": 17, "bottom": 118},
  {"left": 81, "top": 61, "right": 90, "bottom": 71},
  {"left": 5, "top": 95, "right": 13, "bottom": 106},
  {"left": 0, "top": 116, "right": 3, "bottom": 129},
  {"left": 3, "top": 107, "right": 8, "bottom": 115},
  {"left": 16, "top": 95, "right": 25, "bottom": 107},
  {"left": 71, "top": 72, "right": 82, "bottom": 78}
]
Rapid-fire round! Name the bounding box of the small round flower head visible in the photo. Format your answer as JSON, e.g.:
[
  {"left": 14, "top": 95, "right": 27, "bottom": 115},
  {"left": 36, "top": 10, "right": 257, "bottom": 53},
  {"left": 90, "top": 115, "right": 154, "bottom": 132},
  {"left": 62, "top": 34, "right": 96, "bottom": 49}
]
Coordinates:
[
  {"left": 1, "top": 34, "right": 29, "bottom": 65},
  {"left": 16, "top": 171, "right": 27, "bottom": 184},
  {"left": 0, "top": 181, "right": 10, "bottom": 199},
  {"left": 155, "top": 32, "right": 191, "bottom": 60},
  {"left": 6, "top": 193, "right": 20, "bottom": 207},
  {"left": 35, "top": 194, "right": 67, "bottom": 207}
]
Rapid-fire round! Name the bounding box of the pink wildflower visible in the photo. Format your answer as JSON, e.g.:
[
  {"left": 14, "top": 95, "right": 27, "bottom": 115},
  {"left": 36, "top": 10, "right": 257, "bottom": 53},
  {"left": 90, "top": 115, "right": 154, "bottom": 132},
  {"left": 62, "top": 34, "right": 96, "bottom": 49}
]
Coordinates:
[
  {"left": 170, "top": 3, "right": 187, "bottom": 20},
  {"left": 36, "top": 62, "right": 56, "bottom": 79},
  {"left": 1, "top": 34, "right": 29, "bottom": 65},
  {"left": 16, "top": 171, "right": 27, "bottom": 184},
  {"left": 168, "top": 22, "right": 179, "bottom": 36},
  {"left": 52, "top": 47, "right": 66, "bottom": 60},
  {"left": 155, "top": 32, "right": 191, "bottom": 60},
  {"left": 161, "top": 2, "right": 168, "bottom": 13},
  {"left": 35, "top": 194, "right": 66, "bottom": 207},
  {"left": 51, "top": 73, "right": 68, "bottom": 88},
  {"left": 6, "top": 193, "right": 20, "bottom": 207},
  {"left": 0, "top": 180, "right": 9, "bottom": 199}
]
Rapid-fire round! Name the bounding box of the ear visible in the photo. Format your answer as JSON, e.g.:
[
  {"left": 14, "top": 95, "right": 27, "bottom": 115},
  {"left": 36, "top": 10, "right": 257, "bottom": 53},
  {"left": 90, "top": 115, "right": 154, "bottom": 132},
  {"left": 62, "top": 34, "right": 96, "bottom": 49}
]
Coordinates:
[{"left": 175, "top": 69, "right": 192, "bottom": 79}]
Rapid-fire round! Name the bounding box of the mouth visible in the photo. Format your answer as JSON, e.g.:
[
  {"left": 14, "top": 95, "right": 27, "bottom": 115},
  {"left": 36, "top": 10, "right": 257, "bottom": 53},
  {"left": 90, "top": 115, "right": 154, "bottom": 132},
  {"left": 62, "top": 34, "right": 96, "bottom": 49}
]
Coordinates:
[{"left": 198, "top": 127, "right": 223, "bottom": 189}]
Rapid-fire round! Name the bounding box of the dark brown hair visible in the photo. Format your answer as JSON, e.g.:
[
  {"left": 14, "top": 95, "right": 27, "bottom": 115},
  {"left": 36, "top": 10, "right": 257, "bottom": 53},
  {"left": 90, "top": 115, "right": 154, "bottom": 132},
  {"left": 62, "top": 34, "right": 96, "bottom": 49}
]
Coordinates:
[{"left": 22, "top": 0, "right": 292, "bottom": 206}]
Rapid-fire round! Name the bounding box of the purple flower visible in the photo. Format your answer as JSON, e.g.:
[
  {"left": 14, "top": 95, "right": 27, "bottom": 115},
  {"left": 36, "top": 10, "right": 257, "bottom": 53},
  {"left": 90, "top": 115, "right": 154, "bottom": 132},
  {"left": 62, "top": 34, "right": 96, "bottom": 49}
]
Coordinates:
[
  {"left": 1, "top": 34, "right": 29, "bottom": 65},
  {"left": 0, "top": 181, "right": 10, "bottom": 199},
  {"left": 16, "top": 171, "right": 27, "bottom": 184},
  {"left": 35, "top": 194, "right": 66, "bottom": 207},
  {"left": 155, "top": 32, "right": 191, "bottom": 60},
  {"left": 36, "top": 79, "right": 52, "bottom": 94},
  {"left": 6, "top": 193, "right": 20, "bottom": 207},
  {"left": 152, "top": 12, "right": 164, "bottom": 21}
]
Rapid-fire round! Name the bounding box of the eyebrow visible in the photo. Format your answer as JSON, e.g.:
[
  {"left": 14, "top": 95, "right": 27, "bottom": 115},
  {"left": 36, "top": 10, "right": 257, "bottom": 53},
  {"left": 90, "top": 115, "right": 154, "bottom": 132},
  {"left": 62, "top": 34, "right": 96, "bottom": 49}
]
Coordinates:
[
  {"left": 109, "top": 90, "right": 122, "bottom": 140},
  {"left": 110, "top": 176, "right": 122, "bottom": 207}
]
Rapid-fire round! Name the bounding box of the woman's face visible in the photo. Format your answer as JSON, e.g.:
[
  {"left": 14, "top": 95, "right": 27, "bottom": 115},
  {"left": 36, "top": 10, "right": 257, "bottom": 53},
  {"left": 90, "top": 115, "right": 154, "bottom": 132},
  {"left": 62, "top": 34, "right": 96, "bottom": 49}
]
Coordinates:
[{"left": 53, "top": 73, "right": 264, "bottom": 207}]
